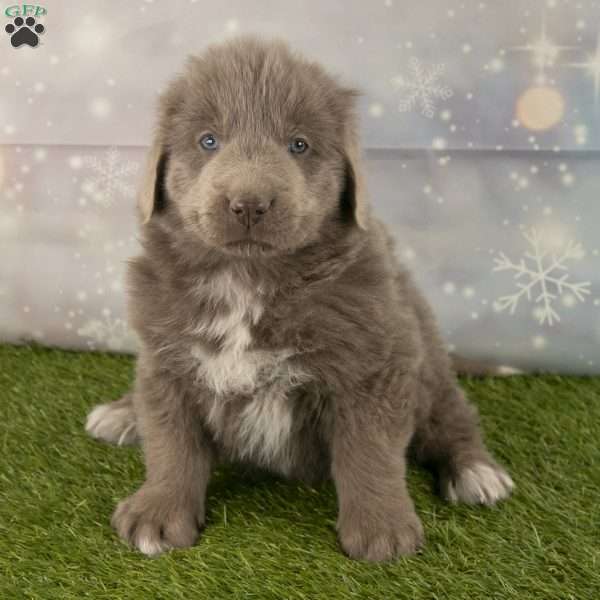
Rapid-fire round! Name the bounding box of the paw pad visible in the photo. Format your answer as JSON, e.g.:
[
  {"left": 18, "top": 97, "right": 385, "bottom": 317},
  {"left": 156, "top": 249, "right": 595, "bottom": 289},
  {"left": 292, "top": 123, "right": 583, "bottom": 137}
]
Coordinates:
[{"left": 5, "top": 17, "right": 44, "bottom": 48}]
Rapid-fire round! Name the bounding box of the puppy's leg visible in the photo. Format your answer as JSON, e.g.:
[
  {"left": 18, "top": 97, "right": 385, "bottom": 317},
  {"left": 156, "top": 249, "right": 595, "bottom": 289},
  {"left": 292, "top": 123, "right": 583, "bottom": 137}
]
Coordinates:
[
  {"left": 413, "top": 384, "right": 514, "bottom": 506},
  {"left": 332, "top": 384, "right": 424, "bottom": 562},
  {"left": 85, "top": 393, "right": 138, "bottom": 446},
  {"left": 111, "top": 371, "right": 213, "bottom": 556}
]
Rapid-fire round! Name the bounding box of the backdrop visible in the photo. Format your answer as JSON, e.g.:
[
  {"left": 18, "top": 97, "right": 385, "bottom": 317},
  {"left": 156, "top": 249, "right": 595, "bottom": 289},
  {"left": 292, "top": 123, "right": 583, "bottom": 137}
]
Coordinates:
[{"left": 1, "top": 0, "right": 599, "bottom": 373}]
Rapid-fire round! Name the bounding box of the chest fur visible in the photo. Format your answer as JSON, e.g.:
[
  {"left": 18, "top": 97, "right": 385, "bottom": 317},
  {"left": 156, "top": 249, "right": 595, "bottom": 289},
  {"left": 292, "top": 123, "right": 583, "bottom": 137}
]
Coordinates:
[{"left": 189, "top": 272, "right": 307, "bottom": 469}]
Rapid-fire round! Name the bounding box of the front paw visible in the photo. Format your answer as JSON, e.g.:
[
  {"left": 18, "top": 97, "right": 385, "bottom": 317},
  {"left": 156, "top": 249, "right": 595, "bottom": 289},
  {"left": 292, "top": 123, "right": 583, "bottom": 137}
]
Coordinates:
[
  {"left": 337, "top": 507, "right": 424, "bottom": 562},
  {"left": 111, "top": 486, "right": 203, "bottom": 556}
]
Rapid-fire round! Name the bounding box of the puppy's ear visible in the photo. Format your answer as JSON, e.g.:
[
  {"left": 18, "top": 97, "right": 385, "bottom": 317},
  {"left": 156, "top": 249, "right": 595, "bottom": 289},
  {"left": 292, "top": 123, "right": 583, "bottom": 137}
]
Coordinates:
[
  {"left": 138, "top": 139, "right": 168, "bottom": 224},
  {"left": 341, "top": 123, "right": 369, "bottom": 231},
  {"left": 138, "top": 74, "right": 186, "bottom": 223}
]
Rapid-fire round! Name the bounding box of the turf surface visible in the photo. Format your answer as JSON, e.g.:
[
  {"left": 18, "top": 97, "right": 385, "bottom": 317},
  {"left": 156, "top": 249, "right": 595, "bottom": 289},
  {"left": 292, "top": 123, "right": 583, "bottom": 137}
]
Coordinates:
[{"left": 1, "top": 344, "right": 599, "bottom": 599}]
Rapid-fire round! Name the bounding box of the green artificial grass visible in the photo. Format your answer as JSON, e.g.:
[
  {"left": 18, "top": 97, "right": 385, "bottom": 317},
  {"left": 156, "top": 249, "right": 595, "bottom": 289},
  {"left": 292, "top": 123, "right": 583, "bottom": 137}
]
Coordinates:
[{"left": 1, "top": 344, "right": 599, "bottom": 600}]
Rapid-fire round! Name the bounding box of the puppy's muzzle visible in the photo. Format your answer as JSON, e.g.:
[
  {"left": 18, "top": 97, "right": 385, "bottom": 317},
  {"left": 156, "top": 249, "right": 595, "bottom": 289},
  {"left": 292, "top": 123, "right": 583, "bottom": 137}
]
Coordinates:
[{"left": 229, "top": 195, "right": 274, "bottom": 227}]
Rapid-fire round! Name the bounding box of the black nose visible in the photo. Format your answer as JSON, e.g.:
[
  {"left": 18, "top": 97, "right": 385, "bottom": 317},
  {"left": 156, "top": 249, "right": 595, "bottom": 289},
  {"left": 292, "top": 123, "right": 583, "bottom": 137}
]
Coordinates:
[{"left": 229, "top": 196, "right": 273, "bottom": 227}]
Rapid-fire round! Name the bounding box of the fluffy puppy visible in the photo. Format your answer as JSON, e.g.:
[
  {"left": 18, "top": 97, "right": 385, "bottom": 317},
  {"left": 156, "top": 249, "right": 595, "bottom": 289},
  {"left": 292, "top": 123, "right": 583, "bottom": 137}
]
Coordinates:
[{"left": 86, "top": 36, "right": 513, "bottom": 562}]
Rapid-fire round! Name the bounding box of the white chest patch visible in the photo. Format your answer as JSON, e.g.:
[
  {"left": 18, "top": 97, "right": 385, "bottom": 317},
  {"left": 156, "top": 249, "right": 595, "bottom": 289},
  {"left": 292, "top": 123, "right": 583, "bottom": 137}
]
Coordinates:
[
  {"left": 190, "top": 271, "right": 308, "bottom": 470},
  {"left": 237, "top": 382, "right": 295, "bottom": 470},
  {"left": 191, "top": 271, "right": 266, "bottom": 396}
]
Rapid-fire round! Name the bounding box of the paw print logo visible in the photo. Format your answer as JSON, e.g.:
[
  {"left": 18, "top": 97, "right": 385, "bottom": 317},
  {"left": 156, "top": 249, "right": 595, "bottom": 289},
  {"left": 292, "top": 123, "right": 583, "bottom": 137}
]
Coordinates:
[{"left": 5, "top": 16, "right": 45, "bottom": 48}]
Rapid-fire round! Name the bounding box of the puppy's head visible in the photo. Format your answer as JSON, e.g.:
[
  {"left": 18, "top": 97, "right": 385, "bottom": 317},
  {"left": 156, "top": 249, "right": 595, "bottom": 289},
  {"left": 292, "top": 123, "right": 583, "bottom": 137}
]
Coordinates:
[{"left": 140, "top": 37, "right": 369, "bottom": 256}]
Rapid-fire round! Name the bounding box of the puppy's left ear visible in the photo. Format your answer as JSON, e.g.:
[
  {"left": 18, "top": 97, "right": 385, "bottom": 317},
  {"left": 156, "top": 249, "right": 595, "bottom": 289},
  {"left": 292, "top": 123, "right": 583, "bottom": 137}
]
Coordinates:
[
  {"left": 138, "top": 139, "right": 168, "bottom": 224},
  {"left": 342, "top": 122, "right": 370, "bottom": 231}
]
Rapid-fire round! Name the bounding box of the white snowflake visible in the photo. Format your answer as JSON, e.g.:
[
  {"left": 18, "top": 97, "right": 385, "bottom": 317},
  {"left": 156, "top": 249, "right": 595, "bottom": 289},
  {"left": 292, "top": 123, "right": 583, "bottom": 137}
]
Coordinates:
[
  {"left": 82, "top": 147, "right": 139, "bottom": 207},
  {"left": 77, "top": 313, "right": 137, "bottom": 351},
  {"left": 391, "top": 57, "right": 453, "bottom": 118},
  {"left": 493, "top": 228, "right": 591, "bottom": 326}
]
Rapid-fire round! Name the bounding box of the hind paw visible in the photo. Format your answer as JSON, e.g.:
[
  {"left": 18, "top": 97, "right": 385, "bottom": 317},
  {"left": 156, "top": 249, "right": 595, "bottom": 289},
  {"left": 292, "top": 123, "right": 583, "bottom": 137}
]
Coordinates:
[
  {"left": 85, "top": 401, "right": 138, "bottom": 446},
  {"left": 443, "top": 462, "right": 514, "bottom": 506}
]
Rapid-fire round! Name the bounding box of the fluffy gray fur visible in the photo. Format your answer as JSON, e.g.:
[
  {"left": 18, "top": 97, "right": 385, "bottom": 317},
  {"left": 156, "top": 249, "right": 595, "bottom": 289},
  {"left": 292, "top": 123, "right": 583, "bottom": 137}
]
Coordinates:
[{"left": 86, "top": 36, "right": 513, "bottom": 562}]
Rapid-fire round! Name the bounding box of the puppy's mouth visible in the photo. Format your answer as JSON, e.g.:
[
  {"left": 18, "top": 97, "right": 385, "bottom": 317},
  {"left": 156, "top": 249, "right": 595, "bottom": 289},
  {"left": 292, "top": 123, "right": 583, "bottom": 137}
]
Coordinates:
[{"left": 223, "top": 238, "right": 276, "bottom": 256}]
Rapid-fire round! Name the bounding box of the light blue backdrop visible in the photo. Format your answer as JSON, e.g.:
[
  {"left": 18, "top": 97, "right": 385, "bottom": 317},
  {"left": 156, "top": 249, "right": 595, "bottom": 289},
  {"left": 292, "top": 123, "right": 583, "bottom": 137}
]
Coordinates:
[{"left": 1, "top": 0, "right": 599, "bottom": 373}]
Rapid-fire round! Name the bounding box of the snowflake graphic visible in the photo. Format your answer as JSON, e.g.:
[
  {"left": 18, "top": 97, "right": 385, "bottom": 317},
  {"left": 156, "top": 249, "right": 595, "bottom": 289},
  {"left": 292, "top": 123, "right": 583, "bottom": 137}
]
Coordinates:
[
  {"left": 493, "top": 228, "right": 591, "bottom": 326},
  {"left": 77, "top": 311, "right": 137, "bottom": 351},
  {"left": 391, "top": 57, "right": 454, "bottom": 118},
  {"left": 82, "top": 147, "right": 139, "bottom": 207}
]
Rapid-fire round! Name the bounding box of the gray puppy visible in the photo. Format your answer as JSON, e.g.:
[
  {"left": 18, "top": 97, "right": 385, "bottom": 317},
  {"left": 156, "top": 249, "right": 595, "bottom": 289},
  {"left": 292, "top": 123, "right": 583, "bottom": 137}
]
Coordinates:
[{"left": 86, "top": 36, "right": 513, "bottom": 562}]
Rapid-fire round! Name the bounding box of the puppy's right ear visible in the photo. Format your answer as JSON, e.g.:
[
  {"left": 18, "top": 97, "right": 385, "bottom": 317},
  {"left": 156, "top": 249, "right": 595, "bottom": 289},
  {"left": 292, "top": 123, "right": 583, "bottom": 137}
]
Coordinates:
[{"left": 138, "top": 139, "right": 168, "bottom": 224}]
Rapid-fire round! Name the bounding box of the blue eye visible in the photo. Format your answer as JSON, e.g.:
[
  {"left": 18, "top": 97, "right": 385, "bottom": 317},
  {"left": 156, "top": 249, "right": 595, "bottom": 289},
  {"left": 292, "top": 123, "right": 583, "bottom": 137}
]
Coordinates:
[
  {"left": 199, "top": 133, "right": 219, "bottom": 151},
  {"left": 288, "top": 138, "right": 308, "bottom": 154}
]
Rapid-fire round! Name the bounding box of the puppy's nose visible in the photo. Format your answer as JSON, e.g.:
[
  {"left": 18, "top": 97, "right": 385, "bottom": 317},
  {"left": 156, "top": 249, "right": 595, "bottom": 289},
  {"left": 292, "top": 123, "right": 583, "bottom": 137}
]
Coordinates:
[{"left": 229, "top": 196, "right": 273, "bottom": 227}]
